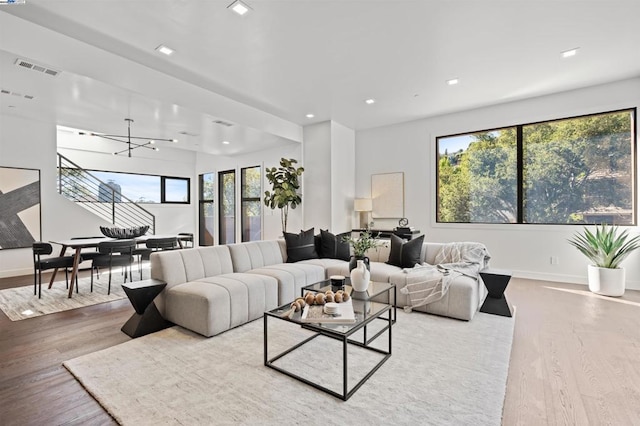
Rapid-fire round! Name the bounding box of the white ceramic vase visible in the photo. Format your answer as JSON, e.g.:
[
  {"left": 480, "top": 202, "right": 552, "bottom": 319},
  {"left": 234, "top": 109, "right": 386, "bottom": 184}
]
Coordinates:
[
  {"left": 350, "top": 259, "right": 370, "bottom": 292},
  {"left": 587, "top": 264, "right": 625, "bottom": 297}
]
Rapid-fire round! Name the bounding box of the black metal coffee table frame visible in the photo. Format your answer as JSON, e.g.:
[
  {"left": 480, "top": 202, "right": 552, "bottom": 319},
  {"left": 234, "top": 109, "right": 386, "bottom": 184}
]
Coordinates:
[
  {"left": 302, "top": 279, "right": 397, "bottom": 345},
  {"left": 264, "top": 297, "right": 392, "bottom": 401}
]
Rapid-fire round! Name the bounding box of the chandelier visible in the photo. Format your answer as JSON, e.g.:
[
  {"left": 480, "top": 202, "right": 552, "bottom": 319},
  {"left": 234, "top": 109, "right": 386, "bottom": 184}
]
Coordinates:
[{"left": 83, "top": 118, "right": 178, "bottom": 157}]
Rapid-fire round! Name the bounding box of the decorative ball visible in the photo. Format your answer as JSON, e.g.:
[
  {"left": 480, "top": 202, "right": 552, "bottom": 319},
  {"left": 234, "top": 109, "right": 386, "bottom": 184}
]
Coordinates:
[
  {"left": 305, "top": 293, "right": 316, "bottom": 305},
  {"left": 342, "top": 293, "right": 350, "bottom": 302},
  {"left": 325, "top": 294, "right": 334, "bottom": 303},
  {"left": 315, "top": 293, "right": 326, "bottom": 305},
  {"left": 334, "top": 293, "right": 343, "bottom": 303},
  {"left": 295, "top": 298, "right": 306, "bottom": 309}
]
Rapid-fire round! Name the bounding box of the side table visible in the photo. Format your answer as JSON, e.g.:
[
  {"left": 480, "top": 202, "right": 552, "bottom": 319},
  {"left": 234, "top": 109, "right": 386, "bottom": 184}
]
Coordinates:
[
  {"left": 479, "top": 268, "right": 513, "bottom": 317},
  {"left": 121, "top": 278, "right": 172, "bottom": 338}
]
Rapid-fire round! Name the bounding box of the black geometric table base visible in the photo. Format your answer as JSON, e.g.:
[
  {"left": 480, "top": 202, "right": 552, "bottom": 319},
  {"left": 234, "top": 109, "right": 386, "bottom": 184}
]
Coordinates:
[
  {"left": 121, "top": 279, "right": 172, "bottom": 338},
  {"left": 479, "top": 269, "right": 513, "bottom": 317}
]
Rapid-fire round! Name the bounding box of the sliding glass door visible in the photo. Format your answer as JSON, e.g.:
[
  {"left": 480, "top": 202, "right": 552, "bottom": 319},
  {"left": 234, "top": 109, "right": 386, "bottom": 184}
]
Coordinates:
[{"left": 198, "top": 173, "right": 214, "bottom": 246}]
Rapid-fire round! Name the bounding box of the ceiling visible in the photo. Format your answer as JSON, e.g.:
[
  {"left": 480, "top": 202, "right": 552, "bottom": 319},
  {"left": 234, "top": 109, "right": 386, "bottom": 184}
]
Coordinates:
[{"left": 1, "top": 0, "right": 639, "bottom": 156}]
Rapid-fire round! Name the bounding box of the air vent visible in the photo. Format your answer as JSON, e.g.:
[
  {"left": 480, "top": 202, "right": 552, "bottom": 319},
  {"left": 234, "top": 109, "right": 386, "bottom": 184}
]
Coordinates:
[
  {"left": 15, "top": 58, "right": 60, "bottom": 77},
  {"left": 0, "top": 88, "right": 35, "bottom": 99},
  {"left": 212, "top": 120, "right": 234, "bottom": 127},
  {"left": 178, "top": 131, "right": 199, "bottom": 137}
]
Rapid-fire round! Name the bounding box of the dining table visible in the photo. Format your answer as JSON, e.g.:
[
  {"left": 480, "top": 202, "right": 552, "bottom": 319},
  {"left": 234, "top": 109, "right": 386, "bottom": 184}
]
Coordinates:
[{"left": 49, "top": 235, "right": 184, "bottom": 298}]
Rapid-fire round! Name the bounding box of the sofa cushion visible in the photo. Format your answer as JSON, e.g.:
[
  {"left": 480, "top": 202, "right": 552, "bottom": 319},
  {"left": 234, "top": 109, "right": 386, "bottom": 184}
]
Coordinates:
[
  {"left": 284, "top": 228, "right": 318, "bottom": 262},
  {"left": 247, "top": 263, "right": 325, "bottom": 304},
  {"left": 228, "top": 240, "right": 285, "bottom": 272},
  {"left": 319, "top": 229, "right": 351, "bottom": 261},
  {"left": 386, "top": 234, "right": 425, "bottom": 268},
  {"left": 325, "top": 261, "right": 403, "bottom": 284}
]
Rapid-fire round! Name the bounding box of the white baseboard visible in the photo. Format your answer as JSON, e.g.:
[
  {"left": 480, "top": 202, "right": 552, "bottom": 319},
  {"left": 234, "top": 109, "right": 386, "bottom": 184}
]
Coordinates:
[
  {"left": 511, "top": 269, "right": 640, "bottom": 291},
  {"left": 0, "top": 267, "right": 32, "bottom": 279}
]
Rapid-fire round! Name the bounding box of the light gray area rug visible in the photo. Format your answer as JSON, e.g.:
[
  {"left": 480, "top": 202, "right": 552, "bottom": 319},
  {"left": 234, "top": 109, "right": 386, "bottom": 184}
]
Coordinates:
[
  {"left": 0, "top": 267, "right": 148, "bottom": 320},
  {"left": 64, "top": 310, "right": 515, "bottom": 425}
]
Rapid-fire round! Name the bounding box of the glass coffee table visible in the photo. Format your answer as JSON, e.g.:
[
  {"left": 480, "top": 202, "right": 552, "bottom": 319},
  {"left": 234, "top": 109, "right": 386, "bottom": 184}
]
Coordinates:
[{"left": 264, "top": 280, "right": 394, "bottom": 401}]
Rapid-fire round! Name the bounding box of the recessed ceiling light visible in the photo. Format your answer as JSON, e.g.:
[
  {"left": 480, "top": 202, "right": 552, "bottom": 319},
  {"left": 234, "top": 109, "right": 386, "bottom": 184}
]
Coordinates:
[
  {"left": 365, "top": 98, "right": 376, "bottom": 105},
  {"left": 305, "top": 113, "right": 315, "bottom": 118},
  {"left": 228, "top": 0, "right": 251, "bottom": 16},
  {"left": 223, "top": 140, "right": 230, "bottom": 145},
  {"left": 561, "top": 48, "right": 579, "bottom": 58},
  {"left": 447, "top": 78, "right": 459, "bottom": 85},
  {"left": 155, "top": 45, "right": 174, "bottom": 56}
]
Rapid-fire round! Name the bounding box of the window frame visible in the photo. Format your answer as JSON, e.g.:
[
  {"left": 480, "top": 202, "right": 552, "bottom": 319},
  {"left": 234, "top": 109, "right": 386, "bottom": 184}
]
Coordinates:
[
  {"left": 218, "top": 169, "right": 236, "bottom": 245},
  {"left": 435, "top": 107, "right": 637, "bottom": 226},
  {"left": 160, "top": 176, "right": 190, "bottom": 204},
  {"left": 240, "top": 165, "right": 262, "bottom": 242}
]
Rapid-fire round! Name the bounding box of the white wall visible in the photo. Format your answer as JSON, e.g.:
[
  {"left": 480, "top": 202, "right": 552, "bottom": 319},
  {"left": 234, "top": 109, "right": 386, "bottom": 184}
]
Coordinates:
[
  {"left": 330, "top": 121, "right": 356, "bottom": 234},
  {"left": 302, "top": 121, "right": 356, "bottom": 234},
  {"left": 356, "top": 77, "right": 640, "bottom": 288}
]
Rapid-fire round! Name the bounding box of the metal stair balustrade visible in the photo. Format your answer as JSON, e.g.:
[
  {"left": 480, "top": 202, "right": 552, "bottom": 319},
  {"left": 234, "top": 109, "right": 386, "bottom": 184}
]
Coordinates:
[{"left": 56, "top": 153, "right": 155, "bottom": 234}]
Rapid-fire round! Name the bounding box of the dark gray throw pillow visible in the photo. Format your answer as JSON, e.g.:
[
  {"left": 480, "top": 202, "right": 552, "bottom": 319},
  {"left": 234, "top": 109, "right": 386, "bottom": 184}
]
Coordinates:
[
  {"left": 320, "top": 229, "right": 351, "bottom": 261},
  {"left": 284, "top": 228, "right": 319, "bottom": 263},
  {"left": 386, "top": 234, "right": 425, "bottom": 268}
]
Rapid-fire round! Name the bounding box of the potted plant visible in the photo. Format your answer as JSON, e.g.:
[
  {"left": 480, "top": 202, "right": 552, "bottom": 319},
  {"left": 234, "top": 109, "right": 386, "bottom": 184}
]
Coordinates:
[
  {"left": 568, "top": 223, "right": 640, "bottom": 296},
  {"left": 342, "top": 231, "right": 379, "bottom": 271},
  {"left": 264, "top": 158, "right": 304, "bottom": 234}
]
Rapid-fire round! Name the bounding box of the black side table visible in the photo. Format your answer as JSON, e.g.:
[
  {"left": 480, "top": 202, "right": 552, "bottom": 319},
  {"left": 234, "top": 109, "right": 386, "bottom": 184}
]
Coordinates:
[
  {"left": 479, "top": 269, "right": 513, "bottom": 317},
  {"left": 121, "top": 278, "right": 172, "bottom": 338}
]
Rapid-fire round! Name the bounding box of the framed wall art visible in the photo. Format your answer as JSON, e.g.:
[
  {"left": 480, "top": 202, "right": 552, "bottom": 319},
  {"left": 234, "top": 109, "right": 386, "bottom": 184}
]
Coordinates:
[
  {"left": 0, "top": 166, "right": 41, "bottom": 249},
  {"left": 371, "top": 172, "right": 404, "bottom": 219}
]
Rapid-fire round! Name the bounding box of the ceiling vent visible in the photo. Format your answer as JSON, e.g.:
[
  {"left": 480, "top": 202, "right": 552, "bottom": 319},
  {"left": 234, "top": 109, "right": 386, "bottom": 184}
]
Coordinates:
[
  {"left": 0, "top": 88, "right": 35, "bottom": 99},
  {"left": 213, "top": 119, "right": 234, "bottom": 127},
  {"left": 178, "top": 131, "right": 199, "bottom": 137},
  {"left": 15, "top": 58, "right": 60, "bottom": 77}
]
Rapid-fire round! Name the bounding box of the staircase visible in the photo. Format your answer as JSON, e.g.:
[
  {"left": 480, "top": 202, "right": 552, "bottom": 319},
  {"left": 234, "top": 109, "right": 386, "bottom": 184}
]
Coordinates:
[{"left": 56, "top": 153, "right": 155, "bottom": 233}]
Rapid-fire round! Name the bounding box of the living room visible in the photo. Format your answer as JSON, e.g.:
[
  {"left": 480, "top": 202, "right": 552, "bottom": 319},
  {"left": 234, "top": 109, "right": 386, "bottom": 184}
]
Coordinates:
[{"left": 1, "top": 1, "right": 640, "bottom": 425}]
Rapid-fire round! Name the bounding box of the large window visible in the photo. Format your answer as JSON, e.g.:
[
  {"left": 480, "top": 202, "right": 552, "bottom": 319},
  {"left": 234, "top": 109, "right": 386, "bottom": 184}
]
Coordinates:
[
  {"left": 198, "top": 173, "right": 214, "bottom": 246},
  {"left": 241, "top": 166, "right": 262, "bottom": 242},
  {"left": 218, "top": 170, "right": 236, "bottom": 244},
  {"left": 437, "top": 109, "right": 636, "bottom": 225},
  {"left": 84, "top": 170, "right": 190, "bottom": 204}
]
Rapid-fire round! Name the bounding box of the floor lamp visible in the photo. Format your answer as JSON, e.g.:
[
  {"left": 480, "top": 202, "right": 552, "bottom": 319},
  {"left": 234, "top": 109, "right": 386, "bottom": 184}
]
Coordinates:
[{"left": 354, "top": 198, "right": 373, "bottom": 230}]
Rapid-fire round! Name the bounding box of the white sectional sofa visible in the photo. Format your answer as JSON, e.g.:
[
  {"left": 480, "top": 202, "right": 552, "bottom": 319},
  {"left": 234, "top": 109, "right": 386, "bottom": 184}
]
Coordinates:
[{"left": 151, "top": 238, "right": 489, "bottom": 337}]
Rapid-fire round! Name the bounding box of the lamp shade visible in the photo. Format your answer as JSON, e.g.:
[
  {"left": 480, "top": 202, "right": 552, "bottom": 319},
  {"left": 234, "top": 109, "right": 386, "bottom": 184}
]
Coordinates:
[{"left": 354, "top": 198, "right": 373, "bottom": 212}]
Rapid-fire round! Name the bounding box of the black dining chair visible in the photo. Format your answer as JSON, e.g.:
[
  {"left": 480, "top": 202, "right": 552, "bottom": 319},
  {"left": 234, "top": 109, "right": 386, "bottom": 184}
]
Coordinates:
[
  {"left": 32, "top": 242, "right": 80, "bottom": 299},
  {"left": 133, "top": 237, "right": 179, "bottom": 280},
  {"left": 177, "top": 232, "right": 194, "bottom": 248},
  {"left": 91, "top": 239, "right": 136, "bottom": 294}
]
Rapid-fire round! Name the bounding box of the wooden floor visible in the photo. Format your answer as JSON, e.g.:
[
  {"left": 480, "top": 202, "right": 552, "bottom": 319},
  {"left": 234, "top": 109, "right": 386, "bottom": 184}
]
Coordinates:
[{"left": 1, "top": 274, "right": 639, "bottom": 425}]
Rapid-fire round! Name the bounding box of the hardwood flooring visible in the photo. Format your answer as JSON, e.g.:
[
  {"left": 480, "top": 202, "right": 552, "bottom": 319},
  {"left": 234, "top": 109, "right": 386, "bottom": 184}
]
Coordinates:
[{"left": 1, "top": 273, "right": 639, "bottom": 425}]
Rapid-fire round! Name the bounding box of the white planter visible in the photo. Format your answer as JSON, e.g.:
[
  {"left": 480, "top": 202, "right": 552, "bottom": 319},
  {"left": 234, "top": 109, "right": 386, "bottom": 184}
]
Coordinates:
[{"left": 587, "top": 264, "right": 625, "bottom": 297}]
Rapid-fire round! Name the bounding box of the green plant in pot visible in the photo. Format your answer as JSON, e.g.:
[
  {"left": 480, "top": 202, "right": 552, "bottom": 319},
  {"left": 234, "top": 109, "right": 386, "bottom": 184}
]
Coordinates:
[
  {"left": 342, "top": 231, "right": 379, "bottom": 272},
  {"left": 568, "top": 223, "right": 640, "bottom": 296},
  {"left": 264, "top": 158, "right": 304, "bottom": 234}
]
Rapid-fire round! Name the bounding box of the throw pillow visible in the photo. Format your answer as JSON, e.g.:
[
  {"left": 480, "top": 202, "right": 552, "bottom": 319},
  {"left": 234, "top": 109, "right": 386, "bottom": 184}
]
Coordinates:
[
  {"left": 284, "top": 228, "right": 319, "bottom": 263},
  {"left": 319, "top": 229, "right": 351, "bottom": 261},
  {"left": 386, "top": 234, "right": 425, "bottom": 268}
]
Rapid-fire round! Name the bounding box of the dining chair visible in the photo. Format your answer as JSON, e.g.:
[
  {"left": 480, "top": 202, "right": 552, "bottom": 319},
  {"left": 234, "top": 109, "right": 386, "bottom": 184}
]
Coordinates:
[
  {"left": 91, "top": 239, "right": 136, "bottom": 294},
  {"left": 133, "top": 237, "right": 179, "bottom": 280},
  {"left": 177, "top": 232, "right": 194, "bottom": 248},
  {"left": 32, "top": 242, "right": 80, "bottom": 299}
]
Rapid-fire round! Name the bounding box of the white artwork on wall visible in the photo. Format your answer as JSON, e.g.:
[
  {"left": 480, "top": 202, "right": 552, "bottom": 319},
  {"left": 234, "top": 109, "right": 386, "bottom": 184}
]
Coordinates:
[{"left": 371, "top": 172, "right": 404, "bottom": 219}]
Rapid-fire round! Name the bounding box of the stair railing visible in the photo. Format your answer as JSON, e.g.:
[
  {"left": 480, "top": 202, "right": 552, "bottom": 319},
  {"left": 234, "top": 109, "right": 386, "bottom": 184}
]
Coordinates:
[{"left": 56, "top": 153, "right": 155, "bottom": 233}]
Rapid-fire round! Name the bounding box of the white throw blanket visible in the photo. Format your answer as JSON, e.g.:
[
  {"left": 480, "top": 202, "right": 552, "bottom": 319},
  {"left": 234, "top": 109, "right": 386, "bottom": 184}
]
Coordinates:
[{"left": 400, "top": 242, "right": 491, "bottom": 312}]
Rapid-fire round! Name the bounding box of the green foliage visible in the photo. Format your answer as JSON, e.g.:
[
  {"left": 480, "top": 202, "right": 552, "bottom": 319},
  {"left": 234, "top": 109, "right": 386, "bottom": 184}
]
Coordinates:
[
  {"left": 568, "top": 224, "right": 640, "bottom": 268},
  {"left": 342, "top": 231, "right": 379, "bottom": 257},
  {"left": 264, "top": 158, "right": 304, "bottom": 233},
  {"left": 437, "top": 111, "right": 633, "bottom": 224}
]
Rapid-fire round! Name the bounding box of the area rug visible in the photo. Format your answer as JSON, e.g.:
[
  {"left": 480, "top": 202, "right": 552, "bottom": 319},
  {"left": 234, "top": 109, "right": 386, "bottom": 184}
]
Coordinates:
[
  {"left": 64, "top": 309, "right": 515, "bottom": 425},
  {"left": 0, "top": 267, "right": 149, "bottom": 321}
]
